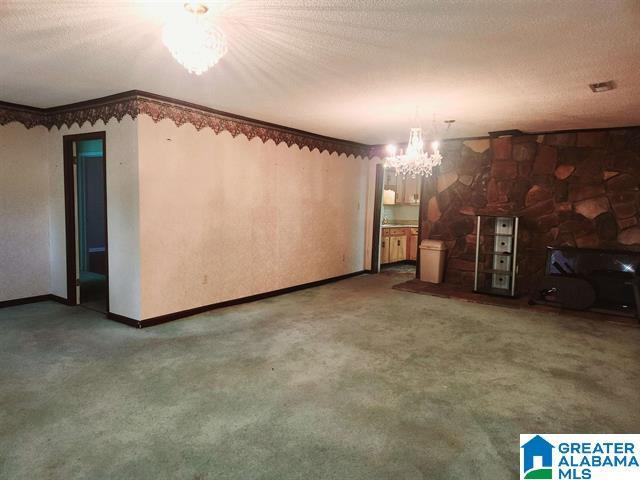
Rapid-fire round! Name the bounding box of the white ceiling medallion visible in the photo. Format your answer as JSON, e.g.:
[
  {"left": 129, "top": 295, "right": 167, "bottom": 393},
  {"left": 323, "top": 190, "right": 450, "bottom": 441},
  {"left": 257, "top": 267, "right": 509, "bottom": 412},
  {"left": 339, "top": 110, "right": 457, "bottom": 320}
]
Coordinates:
[{"left": 162, "top": 2, "right": 228, "bottom": 75}]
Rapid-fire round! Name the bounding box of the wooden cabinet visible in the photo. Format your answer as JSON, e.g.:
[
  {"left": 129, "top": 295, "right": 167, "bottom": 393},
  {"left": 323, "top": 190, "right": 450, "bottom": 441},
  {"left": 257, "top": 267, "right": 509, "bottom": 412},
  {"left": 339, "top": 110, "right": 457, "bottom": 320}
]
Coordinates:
[
  {"left": 383, "top": 169, "right": 402, "bottom": 204},
  {"left": 389, "top": 235, "right": 407, "bottom": 262},
  {"left": 384, "top": 169, "right": 420, "bottom": 205},
  {"left": 403, "top": 176, "right": 421, "bottom": 204},
  {"left": 383, "top": 168, "right": 396, "bottom": 188},
  {"left": 381, "top": 227, "right": 419, "bottom": 265},
  {"left": 380, "top": 235, "right": 390, "bottom": 264}
]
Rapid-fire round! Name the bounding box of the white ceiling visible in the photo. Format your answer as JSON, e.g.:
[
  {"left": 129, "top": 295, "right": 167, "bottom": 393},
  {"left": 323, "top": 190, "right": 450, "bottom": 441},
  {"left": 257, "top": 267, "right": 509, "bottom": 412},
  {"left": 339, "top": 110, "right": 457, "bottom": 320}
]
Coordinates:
[{"left": 1, "top": 0, "right": 639, "bottom": 144}]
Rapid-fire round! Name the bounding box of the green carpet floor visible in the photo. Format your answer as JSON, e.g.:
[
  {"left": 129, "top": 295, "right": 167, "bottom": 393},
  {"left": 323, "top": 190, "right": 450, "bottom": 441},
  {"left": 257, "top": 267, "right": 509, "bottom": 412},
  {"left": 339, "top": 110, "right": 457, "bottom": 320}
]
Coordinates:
[{"left": 1, "top": 271, "right": 638, "bottom": 479}]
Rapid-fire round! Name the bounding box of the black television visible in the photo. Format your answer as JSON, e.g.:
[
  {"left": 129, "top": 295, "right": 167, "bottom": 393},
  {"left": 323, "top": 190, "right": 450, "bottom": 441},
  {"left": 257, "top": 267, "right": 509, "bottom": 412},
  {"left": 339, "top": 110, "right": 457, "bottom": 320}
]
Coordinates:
[{"left": 545, "top": 246, "right": 640, "bottom": 316}]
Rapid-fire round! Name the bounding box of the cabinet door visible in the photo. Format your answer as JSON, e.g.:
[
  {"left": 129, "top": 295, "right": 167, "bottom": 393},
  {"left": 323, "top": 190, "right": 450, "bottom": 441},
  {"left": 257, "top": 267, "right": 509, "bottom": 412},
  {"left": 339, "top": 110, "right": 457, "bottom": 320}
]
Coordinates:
[
  {"left": 389, "top": 235, "right": 407, "bottom": 262},
  {"left": 403, "top": 176, "right": 419, "bottom": 204},
  {"left": 380, "top": 236, "right": 390, "bottom": 264},
  {"left": 388, "top": 236, "right": 397, "bottom": 263},
  {"left": 397, "top": 235, "right": 407, "bottom": 261},
  {"left": 384, "top": 169, "right": 400, "bottom": 203},
  {"left": 384, "top": 168, "right": 399, "bottom": 205},
  {"left": 384, "top": 169, "right": 396, "bottom": 188},
  {"left": 396, "top": 177, "right": 405, "bottom": 204},
  {"left": 387, "top": 233, "right": 397, "bottom": 262}
]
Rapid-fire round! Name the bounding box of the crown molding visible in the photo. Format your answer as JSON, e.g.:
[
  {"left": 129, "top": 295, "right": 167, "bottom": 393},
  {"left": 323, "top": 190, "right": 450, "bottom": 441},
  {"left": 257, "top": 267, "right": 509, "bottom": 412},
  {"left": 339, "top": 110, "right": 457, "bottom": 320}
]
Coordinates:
[
  {"left": 3, "top": 91, "right": 638, "bottom": 159},
  {"left": 0, "top": 91, "right": 372, "bottom": 158}
]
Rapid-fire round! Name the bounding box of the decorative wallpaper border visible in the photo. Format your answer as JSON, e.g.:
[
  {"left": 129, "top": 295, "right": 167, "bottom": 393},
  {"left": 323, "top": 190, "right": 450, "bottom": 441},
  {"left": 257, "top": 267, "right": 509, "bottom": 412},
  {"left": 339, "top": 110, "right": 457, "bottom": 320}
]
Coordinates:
[
  {"left": 0, "top": 103, "right": 44, "bottom": 130},
  {"left": 0, "top": 91, "right": 371, "bottom": 158}
]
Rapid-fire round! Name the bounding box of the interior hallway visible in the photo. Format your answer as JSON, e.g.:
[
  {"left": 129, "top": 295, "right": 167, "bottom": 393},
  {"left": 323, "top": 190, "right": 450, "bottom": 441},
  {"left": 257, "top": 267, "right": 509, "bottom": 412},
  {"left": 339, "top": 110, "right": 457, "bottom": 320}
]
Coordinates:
[{"left": 1, "top": 271, "right": 638, "bottom": 480}]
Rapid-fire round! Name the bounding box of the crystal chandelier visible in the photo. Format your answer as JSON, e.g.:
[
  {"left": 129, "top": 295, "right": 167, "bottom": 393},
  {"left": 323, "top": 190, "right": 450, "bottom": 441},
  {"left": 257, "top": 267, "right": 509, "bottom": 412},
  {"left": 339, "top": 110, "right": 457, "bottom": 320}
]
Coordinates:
[
  {"left": 384, "top": 127, "right": 443, "bottom": 178},
  {"left": 163, "top": 3, "right": 228, "bottom": 75}
]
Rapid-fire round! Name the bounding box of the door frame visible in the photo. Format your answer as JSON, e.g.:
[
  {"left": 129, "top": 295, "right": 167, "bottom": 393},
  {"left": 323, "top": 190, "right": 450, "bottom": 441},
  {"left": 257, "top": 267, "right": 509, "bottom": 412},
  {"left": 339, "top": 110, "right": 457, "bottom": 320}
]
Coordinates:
[
  {"left": 370, "top": 164, "right": 385, "bottom": 273},
  {"left": 63, "top": 131, "right": 109, "bottom": 310},
  {"left": 415, "top": 175, "right": 425, "bottom": 279},
  {"left": 371, "top": 164, "right": 424, "bottom": 277}
]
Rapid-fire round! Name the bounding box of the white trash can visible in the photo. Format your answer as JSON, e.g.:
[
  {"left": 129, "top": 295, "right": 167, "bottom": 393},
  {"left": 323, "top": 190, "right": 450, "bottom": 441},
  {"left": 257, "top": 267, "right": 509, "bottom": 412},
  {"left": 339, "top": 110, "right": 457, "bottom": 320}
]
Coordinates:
[{"left": 419, "top": 240, "right": 447, "bottom": 283}]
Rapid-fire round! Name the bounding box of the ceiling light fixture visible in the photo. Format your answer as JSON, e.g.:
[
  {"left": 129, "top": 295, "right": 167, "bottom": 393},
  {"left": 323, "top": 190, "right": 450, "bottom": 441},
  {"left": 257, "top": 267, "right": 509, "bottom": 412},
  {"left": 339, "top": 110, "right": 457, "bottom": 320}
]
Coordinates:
[
  {"left": 162, "top": 2, "right": 228, "bottom": 75},
  {"left": 384, "top": 119, "right": 453, "bottom": 178}
]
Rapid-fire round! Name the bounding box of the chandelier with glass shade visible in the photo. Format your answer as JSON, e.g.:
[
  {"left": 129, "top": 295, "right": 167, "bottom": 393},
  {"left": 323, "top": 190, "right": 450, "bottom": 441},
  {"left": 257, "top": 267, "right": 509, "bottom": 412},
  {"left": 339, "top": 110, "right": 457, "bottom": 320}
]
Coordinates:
[
  {"left": 163, "top": 2, "right": 228, "bottom": 75},
  {"left": 384, "top": 119, "right": 453, "bottom": 178},
  {"left": 384, "top": 128, "right": 442, "bottom": 178}
]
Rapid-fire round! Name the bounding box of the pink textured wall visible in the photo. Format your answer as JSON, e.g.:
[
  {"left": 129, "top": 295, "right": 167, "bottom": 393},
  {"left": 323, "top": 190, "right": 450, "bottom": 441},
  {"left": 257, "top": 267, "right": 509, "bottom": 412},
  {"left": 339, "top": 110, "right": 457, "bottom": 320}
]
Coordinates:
[
  {"left": 137, "top": 116, "right": 369, "bottom": 320},
  {"left": 0, "top": 123, "right": 50, "bottom": 301}
]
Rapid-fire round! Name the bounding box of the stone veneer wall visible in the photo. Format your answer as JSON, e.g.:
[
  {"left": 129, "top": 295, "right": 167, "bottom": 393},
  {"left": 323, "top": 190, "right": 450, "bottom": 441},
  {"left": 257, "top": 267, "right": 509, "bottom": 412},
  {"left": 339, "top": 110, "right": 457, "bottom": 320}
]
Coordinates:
[{"left": 419, "top": 128, "right": 640, "bottom": 292}]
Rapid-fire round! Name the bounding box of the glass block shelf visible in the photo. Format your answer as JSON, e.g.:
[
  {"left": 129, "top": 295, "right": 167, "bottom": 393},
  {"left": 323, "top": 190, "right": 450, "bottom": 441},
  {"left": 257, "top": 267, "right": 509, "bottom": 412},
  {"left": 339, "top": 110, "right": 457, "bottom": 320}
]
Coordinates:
[{"left": 473, "top": 215, "right": 520, "bottom": 298}]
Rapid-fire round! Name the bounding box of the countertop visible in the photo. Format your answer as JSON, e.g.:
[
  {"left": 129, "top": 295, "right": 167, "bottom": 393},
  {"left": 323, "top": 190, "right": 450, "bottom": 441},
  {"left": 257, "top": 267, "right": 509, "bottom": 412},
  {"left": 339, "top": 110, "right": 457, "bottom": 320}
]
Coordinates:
[{"left": 381, "top": 224, "right": 418, "bottom": 228}]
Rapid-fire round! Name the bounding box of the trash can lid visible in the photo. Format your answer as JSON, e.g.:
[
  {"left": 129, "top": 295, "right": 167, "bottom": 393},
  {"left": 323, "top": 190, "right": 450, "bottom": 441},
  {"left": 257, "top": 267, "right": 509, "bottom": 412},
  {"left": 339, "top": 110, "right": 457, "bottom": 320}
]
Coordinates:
[{"left": 419, "top": 239, "right": 446, "bottom": 251}]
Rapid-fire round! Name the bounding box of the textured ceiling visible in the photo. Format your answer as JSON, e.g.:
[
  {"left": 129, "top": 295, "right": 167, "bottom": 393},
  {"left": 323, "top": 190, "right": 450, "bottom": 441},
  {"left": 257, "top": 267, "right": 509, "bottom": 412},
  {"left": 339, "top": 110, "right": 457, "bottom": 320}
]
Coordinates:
[{"left": 1, "top": 0, "right": 639, "bottom": 144}]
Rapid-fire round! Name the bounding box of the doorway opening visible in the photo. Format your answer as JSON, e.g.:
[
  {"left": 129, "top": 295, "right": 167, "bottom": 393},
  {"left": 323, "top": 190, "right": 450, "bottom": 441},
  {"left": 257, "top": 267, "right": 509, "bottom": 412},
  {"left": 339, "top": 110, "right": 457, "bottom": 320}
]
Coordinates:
[
  {"left": 63, "top": 132, "right": 108, "bottom": 313},
  {"left": 371, "top": 164, "right": 423, "bottom": 277}
]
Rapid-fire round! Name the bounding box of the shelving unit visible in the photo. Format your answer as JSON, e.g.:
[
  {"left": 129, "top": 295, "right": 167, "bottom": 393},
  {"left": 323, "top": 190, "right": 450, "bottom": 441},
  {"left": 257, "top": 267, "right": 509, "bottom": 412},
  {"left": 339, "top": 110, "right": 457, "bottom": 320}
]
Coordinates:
[{"left": 473, "top": 215, "right": 519, "bottom": 297}]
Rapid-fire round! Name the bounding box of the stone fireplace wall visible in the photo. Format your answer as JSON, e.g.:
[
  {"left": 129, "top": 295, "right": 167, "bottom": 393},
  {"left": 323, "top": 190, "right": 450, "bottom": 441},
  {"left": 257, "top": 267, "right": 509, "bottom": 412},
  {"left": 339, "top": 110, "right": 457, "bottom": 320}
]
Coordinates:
[{"left": 419, "top": 127, "right": 640, "bottom": 292}]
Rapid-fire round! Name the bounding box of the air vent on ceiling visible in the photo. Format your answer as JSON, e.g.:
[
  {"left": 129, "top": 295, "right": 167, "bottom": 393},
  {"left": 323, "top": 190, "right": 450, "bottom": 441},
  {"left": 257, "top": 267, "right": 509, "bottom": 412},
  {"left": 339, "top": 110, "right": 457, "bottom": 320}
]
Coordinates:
[{"left": 589, "top": 81, "right": 616, "bottom": 93}]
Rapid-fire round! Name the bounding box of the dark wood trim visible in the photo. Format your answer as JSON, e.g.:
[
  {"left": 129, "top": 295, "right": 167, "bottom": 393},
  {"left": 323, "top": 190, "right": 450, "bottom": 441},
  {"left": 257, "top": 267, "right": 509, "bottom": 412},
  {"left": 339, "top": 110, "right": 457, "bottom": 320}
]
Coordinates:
[
  {"left": 0, "top": 99, "right": 45, "bottom": 112},
  {"left": 368, "top": 125, "right": 640, "bottom": 155},
  {"left": 3, "top": 91, "right": 638, "bottom": 153},
  {"left": 62, "top": 136, "right": 76, "bottom": 305},
  {"left": 36, "top": 90, "right": 141, "bottom": 113},
  {"left": 528, "top": 125, "right": 640, "bottom": 136},
  {"left": 63, "top": 131, "right": 108, "bottom": 309},
  {"left": 102, "top": 134, "right": 110, "bottom": 313},
  {"left": 1, "top": 90, "right": 369, "bottom": 151},
  {"left": 487, "top": 125, "right": 640, "bottom": 137},
  {"left": 0, "top": 293, "right": 71, "bottom": 308},
  {"left": 415, "top": 175, "right": 425, "bottom": 279},
  {"left": 135, "top": 91, "right": 367, "bottom": 148},
  {"left": 443, "top": 135, "right": 492, "bottom": 141},
  {"left": 0, "top": 294, "right": 52, "bottom": 308},
  {"left": 107, "top": 270, "right": 367, "bottom": 328},
  {"left": 488, "top": 129, "right": 524, "bottom": 138},
  {"left": 370, "top": 164, "right": 385, "bottom": 274},
  {"left": 107, "top": 311, "right": 143, "bottom": 329},
  {"left": 49, "top": 294, "right": 70, "bottom": 305}
]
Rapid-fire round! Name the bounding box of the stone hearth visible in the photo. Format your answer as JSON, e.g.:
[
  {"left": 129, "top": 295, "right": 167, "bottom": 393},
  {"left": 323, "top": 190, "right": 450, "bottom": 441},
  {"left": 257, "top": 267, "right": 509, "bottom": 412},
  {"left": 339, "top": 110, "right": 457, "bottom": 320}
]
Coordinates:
[{"left": 419, "top": 128, "right": 640, "bottom": 292}]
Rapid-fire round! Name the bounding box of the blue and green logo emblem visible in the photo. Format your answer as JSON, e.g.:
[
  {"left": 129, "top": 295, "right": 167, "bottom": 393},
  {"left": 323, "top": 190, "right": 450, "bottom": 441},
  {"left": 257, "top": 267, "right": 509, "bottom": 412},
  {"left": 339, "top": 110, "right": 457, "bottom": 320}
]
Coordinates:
[{"left": 521, "top": 435, "right": 554, "bottom": 479}]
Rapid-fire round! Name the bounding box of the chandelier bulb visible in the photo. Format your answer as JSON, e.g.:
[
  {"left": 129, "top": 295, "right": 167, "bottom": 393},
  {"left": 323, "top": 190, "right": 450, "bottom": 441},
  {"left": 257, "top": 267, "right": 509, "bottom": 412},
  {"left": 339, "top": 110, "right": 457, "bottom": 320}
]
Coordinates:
[
  {"left": 383, "top": 126, "right": 443, "bottom": 178},
  {"left": 163, "top": 2, "right": 228, "bottom": 75},
  {"left": 184, "top": 2, "right": 208, "bottom": 15}
]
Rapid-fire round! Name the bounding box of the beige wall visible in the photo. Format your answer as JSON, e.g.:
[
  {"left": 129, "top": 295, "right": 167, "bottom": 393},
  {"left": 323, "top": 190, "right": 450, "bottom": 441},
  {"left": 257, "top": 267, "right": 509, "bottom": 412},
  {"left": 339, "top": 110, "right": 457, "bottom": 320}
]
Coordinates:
[
  {"left": 46, "top": 118, "right": 141, "bottom": 318},
  {"left": 0, "top": 123, "right": 50, "bottom": 301},
  {"left": 137, "top": 116, "right": 369, "bottom": 319},
  {"left": 2, "top": 113, "right": 372, "bottom": 319}
]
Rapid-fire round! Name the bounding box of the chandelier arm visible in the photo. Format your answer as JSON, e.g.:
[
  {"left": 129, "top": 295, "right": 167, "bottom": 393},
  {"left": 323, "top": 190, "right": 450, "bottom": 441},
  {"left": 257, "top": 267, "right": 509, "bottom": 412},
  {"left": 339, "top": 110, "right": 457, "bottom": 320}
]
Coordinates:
[{"left": 384, "top": 126, "right": 442, "bottom": 178}]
